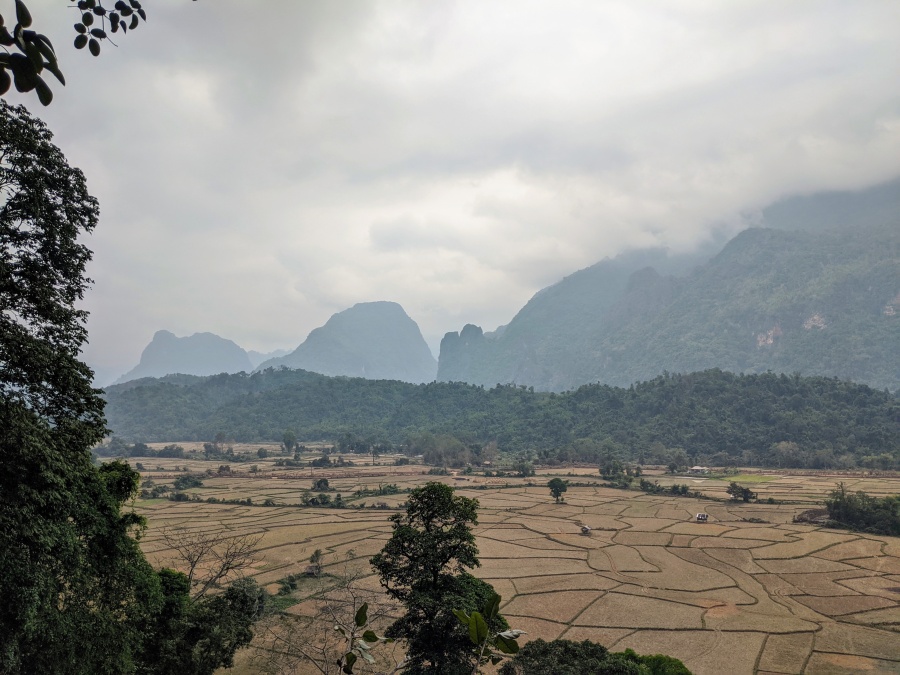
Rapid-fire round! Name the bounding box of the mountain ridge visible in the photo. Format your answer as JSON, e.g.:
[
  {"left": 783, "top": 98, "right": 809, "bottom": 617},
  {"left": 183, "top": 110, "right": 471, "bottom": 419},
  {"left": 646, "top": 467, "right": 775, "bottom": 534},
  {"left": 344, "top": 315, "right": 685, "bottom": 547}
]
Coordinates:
[{"left": 438, "top": 180, "right": 900, "bottom": 392}]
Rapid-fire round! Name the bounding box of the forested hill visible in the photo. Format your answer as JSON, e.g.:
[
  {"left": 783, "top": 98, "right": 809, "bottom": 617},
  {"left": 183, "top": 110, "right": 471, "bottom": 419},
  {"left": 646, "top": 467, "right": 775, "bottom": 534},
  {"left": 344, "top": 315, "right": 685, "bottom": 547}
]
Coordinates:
[
  {"left": 103, "top": 368, "right": 900, "bottom": 469},
  {"left": 438, "top": 181, "right": 900, "bottom": 392}
]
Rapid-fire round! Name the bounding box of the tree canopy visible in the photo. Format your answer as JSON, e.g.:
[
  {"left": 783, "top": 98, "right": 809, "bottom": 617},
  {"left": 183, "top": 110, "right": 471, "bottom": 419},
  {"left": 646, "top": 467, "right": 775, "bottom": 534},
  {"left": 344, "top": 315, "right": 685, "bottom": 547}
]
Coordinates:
[
  {"left": 0, "top": 99, "right": 150, "bottom": 672},
  {"left": 371, "top": 482, "right": 480, "bottom": 597},
  {"left": 0, "top": 99, "right": 261, "bottom": 674},
  {"left": 548, "top": 477, "right": 568, "bottom": 503},
  {"left": 104, "top": 368, "right": 900, "bottom": 470},
  {"left": 498, "top": 639, "right": 691, "bottom": 675},
  {"left": 371, "top": 482, "right": 505, "bottom": 674}
]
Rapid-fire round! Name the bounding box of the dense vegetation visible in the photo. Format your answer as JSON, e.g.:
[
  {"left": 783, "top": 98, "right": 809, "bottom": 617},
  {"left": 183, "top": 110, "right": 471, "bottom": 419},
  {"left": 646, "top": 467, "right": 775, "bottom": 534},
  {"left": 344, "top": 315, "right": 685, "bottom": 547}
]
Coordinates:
[
  {"left": 104, "top": 367, "right": 900, "bottom": 469},
  {"left": 0, "top": 102, "right": 262, "bottom": 674},
  {"left": 499, "top": 639, "right": 690, "bottom": 675},
  {"left": 824, "top": 484, "right": 900, "bottom": 536}
]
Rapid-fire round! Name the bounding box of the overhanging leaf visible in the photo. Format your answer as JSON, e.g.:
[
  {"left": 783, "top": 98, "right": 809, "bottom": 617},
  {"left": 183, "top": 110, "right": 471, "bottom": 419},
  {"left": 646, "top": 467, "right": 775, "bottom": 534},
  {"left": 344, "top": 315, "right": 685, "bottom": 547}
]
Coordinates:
[
  {"left": 341, "top": 651, "right": 357, "bottom": 674},
  {"left": 484, "top": 592, "right": 500, "bottom": 620},
  {"left": 354, "top": 602, "right": 368, "bottom": 628},
  {"left": 452, "top": 608, "right": 470, "bottom": 627},
  {"left": 494, "top": 634, "right": 520, "bottom": 654},
  {"left": 34, "top": 75, "right": 51, "bottom": 106},
  {"left": 15, "top": 0, "right": 31, "bottom": 28},
  {"left": 469, "top": 611, "right": 488, "bottom": 646}
]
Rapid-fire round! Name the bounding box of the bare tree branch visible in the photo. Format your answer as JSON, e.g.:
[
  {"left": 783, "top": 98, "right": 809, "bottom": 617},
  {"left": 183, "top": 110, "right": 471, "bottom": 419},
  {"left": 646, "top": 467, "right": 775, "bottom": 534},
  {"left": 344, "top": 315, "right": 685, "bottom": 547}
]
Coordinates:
[
  {"left": 254, "top": 564, "right": 405, "bottom": 675},
  {"left": 158, "top": 525, "right": 262, "bottom": 599}
]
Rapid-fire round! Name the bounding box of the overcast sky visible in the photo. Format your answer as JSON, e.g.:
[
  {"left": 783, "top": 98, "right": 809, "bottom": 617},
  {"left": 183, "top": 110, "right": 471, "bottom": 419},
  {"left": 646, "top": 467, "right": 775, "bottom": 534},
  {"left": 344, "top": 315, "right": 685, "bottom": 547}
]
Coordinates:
[{"left": 8, "top": 1, "right": 900, "bottom": 384}]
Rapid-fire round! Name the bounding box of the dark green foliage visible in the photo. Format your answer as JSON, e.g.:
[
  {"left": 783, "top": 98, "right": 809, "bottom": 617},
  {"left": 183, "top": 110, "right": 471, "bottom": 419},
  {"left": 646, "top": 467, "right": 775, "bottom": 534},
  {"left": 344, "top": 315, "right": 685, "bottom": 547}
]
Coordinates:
[
  {"left": 0, "top": 1, "right": 153, "bottom": 106},
  {"left": 0, "top": 411, "right": 162, "bottom": 674},
  {"left": 0, "top": 99, "right": 261, "bottom": 674},
  {"left": 0, "top": 101, "right": 162, "bottom": 674},
  {"left": 726, "top": 482, "right": 756, "bottom": 502},
  {"left": 310, "top": 453, "right": 332, "bottom": 468},
  {"left": 312, "top": 477, "right": 330, "bottom": 491},
  {"left": 137, "top": 572, "right": 263, "bottom": 675},
  {"left": 548, "top": 477, "right": 568, "bottom": 502},
  {"left": 389, "top": 572, "right": 507, "bottom": 675},
  {"left": 372, "top": 483, "right": 499, "bottom": 673},
  {"left": 824, "top": 483, "right": 900, "bottom": 536},
  {"left": 497, "top": 639, "right": 626, "bottom": 675},
  {"left": 513, "top": 460, "right": 535, "bottom": 477},
  {"left": 173, "top": 474, "right": 203, "bottom": 491},
  {"left": 498, "top": 639, "right": 691, "bottom": 675},
  {"left": 103, "top": 368, "right": 900, "bottom": 470},
  {"left": 372, "top": 482, "right": 480, "bottom": 594}
]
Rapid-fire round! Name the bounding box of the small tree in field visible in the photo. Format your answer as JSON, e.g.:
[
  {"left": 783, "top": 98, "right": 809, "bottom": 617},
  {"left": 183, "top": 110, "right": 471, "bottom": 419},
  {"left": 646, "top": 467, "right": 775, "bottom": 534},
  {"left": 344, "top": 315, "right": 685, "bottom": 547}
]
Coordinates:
[
  {"left": 726, "top": 482, "right": 756, "bottom": 503},
  {"left": 548, "top": 478, "right": 568, "bottom": 503}
]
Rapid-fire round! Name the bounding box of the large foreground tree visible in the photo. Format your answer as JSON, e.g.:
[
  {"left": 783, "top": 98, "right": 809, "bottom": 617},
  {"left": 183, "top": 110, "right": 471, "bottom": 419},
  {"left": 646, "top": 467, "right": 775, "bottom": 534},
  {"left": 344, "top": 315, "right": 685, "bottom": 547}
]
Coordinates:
[
  {"left": 0, "top": 101, "right": 261, "bottom": 674},
  {"left": 371, "top": 482, "right": 507, "bottom": 674},
  {"left": 0, "top": 98, "right": 158, "bottom": 672}
]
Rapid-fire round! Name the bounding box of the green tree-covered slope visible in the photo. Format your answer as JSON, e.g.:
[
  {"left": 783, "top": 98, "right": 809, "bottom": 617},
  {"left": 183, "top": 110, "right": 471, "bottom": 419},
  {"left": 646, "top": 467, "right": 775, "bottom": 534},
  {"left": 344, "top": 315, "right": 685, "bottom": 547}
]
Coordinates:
[{"left": 103, "top": 368, "right": 899, "bottom": 468}]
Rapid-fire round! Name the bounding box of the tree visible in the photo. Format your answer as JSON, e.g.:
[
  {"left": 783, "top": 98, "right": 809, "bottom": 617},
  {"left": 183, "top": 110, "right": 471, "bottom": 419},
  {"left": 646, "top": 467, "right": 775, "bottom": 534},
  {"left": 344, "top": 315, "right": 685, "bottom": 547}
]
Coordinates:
[
  {"left": 726, "top": 482, "right": 756, "bottom": 503},
  {"left": 548, "top": 478, "right": 568, "bottom": 503},
  {"left": 0, "top": 100, "right": 167, "bottom": 673},
  {"left": 513, "top": 460, "right": 535, "bottom": 477},
  {"left": 370, "top": 482, "right": 506, "bottom": 674},
  {"left": 0, "top": 0, "right": 152, "bottom": 106},
  {"left": 173, "top": 474, "right": 204, "bottom": 491},
  {"left": 498, "top": 639, "right": 691, "bottom": 675},
  {"left": 309, "top": 548, "right": 324, "bottom": 577},
  {"left": 824, "top": 483, "right": 900, "bottom": 536},
  {"left": 313, "top": 477, "right": 330, "bottom": 491},
  {"left": 282, "top": 429, "right": 297, "bottom": 454},
  {"left": 137, "top": 570, "right": 264, "bottom": 675}
]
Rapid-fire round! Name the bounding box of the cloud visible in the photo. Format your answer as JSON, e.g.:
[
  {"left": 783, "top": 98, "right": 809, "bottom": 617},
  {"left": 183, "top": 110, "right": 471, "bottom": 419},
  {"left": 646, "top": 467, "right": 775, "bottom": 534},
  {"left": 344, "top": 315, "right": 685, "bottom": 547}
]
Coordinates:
[{"left": 5, "top": 0, "right": 898, "bottom": 378}]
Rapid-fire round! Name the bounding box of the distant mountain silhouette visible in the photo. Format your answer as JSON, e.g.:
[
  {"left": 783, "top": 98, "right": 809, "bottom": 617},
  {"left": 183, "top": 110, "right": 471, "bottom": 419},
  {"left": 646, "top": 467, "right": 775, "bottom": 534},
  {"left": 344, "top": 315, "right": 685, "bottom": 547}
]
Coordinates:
[
  {"left": 113, "top": 330, "right": 253, "bottom": 384},
  {"left": 256, "top": 301, "right": 437, "bottom": 383}
]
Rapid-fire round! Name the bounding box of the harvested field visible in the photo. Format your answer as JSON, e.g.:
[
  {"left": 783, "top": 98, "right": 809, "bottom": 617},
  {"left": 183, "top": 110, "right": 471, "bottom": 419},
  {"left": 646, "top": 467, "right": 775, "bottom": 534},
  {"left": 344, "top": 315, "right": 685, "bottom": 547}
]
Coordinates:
[{"left": 127, "top": 463, "right": 900, "bottom": 675}]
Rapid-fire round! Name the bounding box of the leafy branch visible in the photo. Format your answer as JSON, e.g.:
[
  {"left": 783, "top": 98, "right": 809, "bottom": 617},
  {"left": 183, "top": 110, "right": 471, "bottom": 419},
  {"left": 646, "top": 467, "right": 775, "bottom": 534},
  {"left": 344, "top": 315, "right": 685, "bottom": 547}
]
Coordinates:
[
  {"left": 0, "top": 0, "right": 151, "bottom": 105},
  {"left": 453, "top": 592, "right": 525, "bottom": 674}
]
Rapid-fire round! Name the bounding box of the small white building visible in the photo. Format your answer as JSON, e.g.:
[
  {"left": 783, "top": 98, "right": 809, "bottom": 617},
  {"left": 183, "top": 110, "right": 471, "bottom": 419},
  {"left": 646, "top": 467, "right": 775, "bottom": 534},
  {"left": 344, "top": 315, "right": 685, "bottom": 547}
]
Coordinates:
[{"left": 688, "top": 466, "right": 710, "bottom": 474}]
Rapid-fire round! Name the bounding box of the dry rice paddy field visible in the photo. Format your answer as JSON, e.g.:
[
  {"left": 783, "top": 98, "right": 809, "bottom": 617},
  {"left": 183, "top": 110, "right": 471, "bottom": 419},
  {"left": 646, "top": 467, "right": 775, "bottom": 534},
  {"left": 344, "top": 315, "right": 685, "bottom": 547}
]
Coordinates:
[{"left": 132, "top": 457, "right": 900, "bottom": 675}]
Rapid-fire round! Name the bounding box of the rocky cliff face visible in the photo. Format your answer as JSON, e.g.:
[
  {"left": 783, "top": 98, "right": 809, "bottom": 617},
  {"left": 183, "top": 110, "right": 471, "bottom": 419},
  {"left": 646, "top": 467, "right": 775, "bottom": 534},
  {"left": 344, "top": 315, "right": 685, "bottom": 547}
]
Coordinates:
[
  {"left": 114, "top": 330, "right": 253, "bottom": 384},
  {"left": 256, "top": 301, "right": 437, "bottom": 383}
]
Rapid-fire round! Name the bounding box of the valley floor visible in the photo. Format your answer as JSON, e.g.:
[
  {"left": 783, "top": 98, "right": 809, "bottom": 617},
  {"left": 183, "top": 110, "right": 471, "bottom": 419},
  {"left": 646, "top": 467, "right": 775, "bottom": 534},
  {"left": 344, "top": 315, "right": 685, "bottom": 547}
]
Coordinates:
[{"left": 132, "top": 459, "right": 900, "bottom": 675}]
